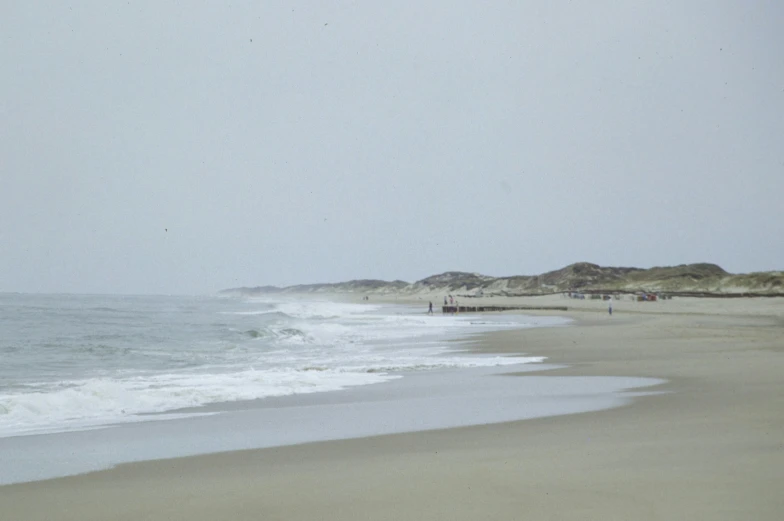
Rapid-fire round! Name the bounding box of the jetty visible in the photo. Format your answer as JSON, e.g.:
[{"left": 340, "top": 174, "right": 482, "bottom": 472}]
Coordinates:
[{"left": 442, "top": 305, "right": 567, "bottom": 313}]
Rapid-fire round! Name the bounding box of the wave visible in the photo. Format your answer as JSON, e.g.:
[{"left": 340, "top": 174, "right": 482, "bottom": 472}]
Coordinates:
[
  {"left": 271, "top": 301, "right": 382, "bottom": 320},
  {"left": 71, "top": 344, "right": 132, "bottom": 357},
  {"left": 220, "top": 310, "right": 284, "bottom": 316},
  {"left": 357, "top": 355, "right": 544, "bottom": 373},
  {"left": 1, "top": 294, "right": 568, "bottom": 439},
  {"left": 0, "top": 350, "right": 544, "bottom": 438},
  {"left": 0, "top": 368, "right": 400, "bottom": 438}
]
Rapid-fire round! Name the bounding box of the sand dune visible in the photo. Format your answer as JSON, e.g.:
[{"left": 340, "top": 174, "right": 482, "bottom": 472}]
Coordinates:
[{"left": 221, "top": 262, "right": 784, "bottom": 297}]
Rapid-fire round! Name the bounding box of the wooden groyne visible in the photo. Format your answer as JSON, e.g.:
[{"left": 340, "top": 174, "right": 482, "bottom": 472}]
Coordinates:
[{"left": 442, "top": 305, "right": 567, "bottom": 313}]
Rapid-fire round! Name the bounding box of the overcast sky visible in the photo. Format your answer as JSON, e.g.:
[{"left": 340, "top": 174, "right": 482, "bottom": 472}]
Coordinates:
[{"left": 2, "top": 1, "right": 782, "bottom": 294}]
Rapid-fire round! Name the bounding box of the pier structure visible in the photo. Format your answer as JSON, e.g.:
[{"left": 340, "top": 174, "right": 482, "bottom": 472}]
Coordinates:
[{"left": 442, "top": 305, "right": 567, "bottom": 313}]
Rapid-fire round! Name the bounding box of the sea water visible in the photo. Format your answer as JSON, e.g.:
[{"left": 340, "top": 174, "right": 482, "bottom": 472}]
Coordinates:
[
  {"left": 0, "top": 293, "right": 565, "bottom": 439},
  {"left": 0, "top": 293, "right": 668, "bottom": 485}
]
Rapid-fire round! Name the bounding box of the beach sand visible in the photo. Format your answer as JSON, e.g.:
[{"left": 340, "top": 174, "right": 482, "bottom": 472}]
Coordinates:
[{"left": 2, "top": 297, "right": 783, "bottom": 520}]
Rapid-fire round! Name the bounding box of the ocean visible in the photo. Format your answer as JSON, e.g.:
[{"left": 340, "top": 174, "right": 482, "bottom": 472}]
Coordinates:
[{"left": 0, "top": 293, "right": 563, "bottom": 439}]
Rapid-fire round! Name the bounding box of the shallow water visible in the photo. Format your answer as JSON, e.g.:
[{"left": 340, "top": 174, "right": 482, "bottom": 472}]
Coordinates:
[{"left": 0, "top": 363, "right": 664, "bottom": 485}]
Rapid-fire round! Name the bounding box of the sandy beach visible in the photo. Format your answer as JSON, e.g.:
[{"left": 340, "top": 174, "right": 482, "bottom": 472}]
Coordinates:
[{"left": 2, "top": 296, "right": 783, "bottom": 520}]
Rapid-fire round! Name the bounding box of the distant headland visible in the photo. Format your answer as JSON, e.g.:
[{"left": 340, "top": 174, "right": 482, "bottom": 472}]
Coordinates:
[{"left": 219, "top": 263, "right": 784, "bottom": 298}]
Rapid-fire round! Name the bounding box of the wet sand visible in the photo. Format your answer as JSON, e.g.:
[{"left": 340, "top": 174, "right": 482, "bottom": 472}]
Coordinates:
[{"left": 2, "top": 298, "right": 783, "bottom": 520}]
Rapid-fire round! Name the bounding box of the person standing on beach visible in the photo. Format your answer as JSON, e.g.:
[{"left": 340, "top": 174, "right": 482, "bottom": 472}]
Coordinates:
[
  {"left": 609, "top": 296, "right": 613, "bottom": 316},
  {"left": 428, "top": 301, "right": 433, "bottom": 314}
]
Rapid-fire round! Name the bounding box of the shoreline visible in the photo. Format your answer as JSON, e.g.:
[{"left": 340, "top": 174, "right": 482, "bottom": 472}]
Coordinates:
[
  {"left": 2, "top": 298, "right": 783, "bottom": 519},
  {"left": 0, "top": 299, "right": 565, "bottom": 442},
  {"left": 0, "top": 309, "right": 656, "bottom": 486}
]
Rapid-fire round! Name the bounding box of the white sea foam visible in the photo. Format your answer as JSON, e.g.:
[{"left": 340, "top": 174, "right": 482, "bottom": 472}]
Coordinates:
[
  {"left": 270, "top": 300, "right": 383, "bottom": 319},
  {"left": 0, "top": 294, "right": 569, "bottom": 438},
  {"left": 0, "top": 369, "right": 399, "bottom": 437}
]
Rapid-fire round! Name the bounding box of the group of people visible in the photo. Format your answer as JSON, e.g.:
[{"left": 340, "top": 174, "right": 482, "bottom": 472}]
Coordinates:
[{"left": 427, "top": 295, "right": 458, "bottom": 315}]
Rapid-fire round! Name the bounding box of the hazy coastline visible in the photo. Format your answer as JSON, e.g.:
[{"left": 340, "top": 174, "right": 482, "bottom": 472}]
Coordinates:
[
  {"left": 5, "top": 1, "right": 783, "bottom": 518},
  {"left": 2, "top": 296, "right": 783, "bottom": 519}
]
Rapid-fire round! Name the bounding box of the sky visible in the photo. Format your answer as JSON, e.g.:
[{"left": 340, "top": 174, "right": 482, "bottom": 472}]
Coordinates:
[{"left": 2, "top": 1, "right": 783, "bottom": 295}]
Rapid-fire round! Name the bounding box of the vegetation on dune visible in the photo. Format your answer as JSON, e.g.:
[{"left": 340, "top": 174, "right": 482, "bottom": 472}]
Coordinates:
[{"left": 220, "top": 263, "right": 784, "bottom": 297}]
